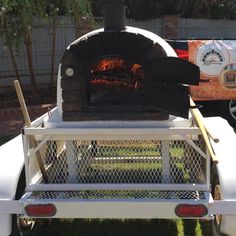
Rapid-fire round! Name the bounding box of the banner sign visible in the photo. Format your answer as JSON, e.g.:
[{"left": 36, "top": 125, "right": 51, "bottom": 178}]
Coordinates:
[{"left": 188, "top": 40, "right": 236, "bottom": 100}]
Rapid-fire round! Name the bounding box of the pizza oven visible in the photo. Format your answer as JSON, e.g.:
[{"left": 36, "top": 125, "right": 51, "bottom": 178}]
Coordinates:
[{"left": 57, "top": 1, "right": 200, "bottom": 121}]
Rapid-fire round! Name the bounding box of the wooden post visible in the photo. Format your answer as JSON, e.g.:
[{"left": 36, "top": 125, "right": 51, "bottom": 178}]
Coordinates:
[
  {"left": 14, "top": 80, "right": 48, "bottom": 183},
  {"left": 190, "top": 97, "right": 218, "bottom": 164}
]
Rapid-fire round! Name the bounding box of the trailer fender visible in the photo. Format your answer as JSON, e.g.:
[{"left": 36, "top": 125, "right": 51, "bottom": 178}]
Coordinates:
[
  {"left": 205, "top": 117, "right": 236, "bottom": 236},
  {"left": 0, "top": 135, "right": 24, "bottom": 236}
]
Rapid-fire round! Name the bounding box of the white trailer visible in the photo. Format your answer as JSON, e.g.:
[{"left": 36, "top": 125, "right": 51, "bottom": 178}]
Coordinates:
[
  {"left": 1, "top": 3, "right": 236, "bottom": 234},
  {"left": 0, "top": 109, "right": 236, "bottom": 236}
]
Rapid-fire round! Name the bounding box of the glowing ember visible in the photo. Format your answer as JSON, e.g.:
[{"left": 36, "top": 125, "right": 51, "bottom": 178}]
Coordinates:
[{"left": 91, "top": 78, "right": 135, "bottom": 89}]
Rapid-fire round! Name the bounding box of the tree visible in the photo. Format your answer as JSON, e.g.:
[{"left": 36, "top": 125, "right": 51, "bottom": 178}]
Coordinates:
[
  {"left": 0, "top": 0, "right": 93, "bottom": 97},
  {"left": 1, "top": 3, "right": 21, "bottom": 84},
  {"left": 1, "top": 9, "right": 21, "bottom": 84},
  {"left": 90, "top": 0, "right": 236, "bottom": 20},
  {"left": 1, "top": 0, "right": 43, "bottom": 94},
  {"left": 176, "top": 0, "right": 236, "bottom": 19}
]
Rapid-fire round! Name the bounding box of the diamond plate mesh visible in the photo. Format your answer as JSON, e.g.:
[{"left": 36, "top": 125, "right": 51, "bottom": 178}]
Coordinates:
[
  {"left": 33, "top": 139, "right": 206, "bottom": 185},
  {"left": 27, "top": 190, "right": 206, "bottom": 201}
]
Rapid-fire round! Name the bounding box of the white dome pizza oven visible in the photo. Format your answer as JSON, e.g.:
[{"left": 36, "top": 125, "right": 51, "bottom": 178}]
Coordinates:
[{"left": 57, "top": 1, "right": 200, "bottom": 121}]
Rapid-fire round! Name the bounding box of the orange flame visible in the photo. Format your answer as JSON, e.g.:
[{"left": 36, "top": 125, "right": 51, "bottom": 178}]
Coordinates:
[
  {"left": 131, "top": 64, "right": 141, "bottom": 73},
  {"left": 97, "top": 58, "right": 124, "bottom": 71}
]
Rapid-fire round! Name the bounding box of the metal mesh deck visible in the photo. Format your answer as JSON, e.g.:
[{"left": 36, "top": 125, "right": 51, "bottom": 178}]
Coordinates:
[
  {"left": 26, "top": 190, "right": 206, "bottom": 201},
  {"left": 34, "top": 139, "right": 206, "bottom": 185}
]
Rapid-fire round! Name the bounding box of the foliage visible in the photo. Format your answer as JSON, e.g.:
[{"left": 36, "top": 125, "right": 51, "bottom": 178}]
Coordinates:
[
  {"left": 176, "top": 0, "right": 236, "bottom": 19},
  {"left": 0, "top": 0, "right": 92, "bottom": 94},
  {"left": 90, "top": 0, "right": 236, "bottom": 20},
  {"left": 65, "top": 0, "right": 92, "bottom": 17},
  {"left": 125, "top": 0, "right": 162, "bottom": 20},
  {"left": 0, "top": 0, "right": 92, "bottom": 49}
]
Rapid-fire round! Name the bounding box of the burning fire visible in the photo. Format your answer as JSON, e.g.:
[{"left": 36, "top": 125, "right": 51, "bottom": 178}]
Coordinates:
[
  {"left": 90, "top": 58, "right": 144, "bottom": 90},
  {"left": 96, "top": 58, "right": 124, "bottom": 71},
  {"left": 131, "top": 63, "right": 142, "bottom": 73}
]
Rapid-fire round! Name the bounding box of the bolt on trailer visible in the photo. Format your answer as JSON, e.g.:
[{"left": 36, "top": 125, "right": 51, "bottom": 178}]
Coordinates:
[{"left": 1, "top": 1, "right": 236, "bottom": 236}]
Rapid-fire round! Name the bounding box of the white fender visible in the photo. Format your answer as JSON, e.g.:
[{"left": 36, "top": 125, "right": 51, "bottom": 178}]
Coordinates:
[
  {"left": 0, "top": 135, "right": 24, "bottom": 236},
  {"left": 205, "top": 117, "right": 236, "bottom": 236}
]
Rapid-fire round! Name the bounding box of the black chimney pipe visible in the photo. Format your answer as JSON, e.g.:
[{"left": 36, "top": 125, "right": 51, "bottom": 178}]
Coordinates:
[{"left": 104, "top": 0, "right": 126, "bottom": 31}]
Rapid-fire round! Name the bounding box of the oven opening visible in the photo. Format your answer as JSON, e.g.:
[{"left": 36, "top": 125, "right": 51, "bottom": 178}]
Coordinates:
[{"left": 88, "top": 57, "right": 145, "bottom": 107}]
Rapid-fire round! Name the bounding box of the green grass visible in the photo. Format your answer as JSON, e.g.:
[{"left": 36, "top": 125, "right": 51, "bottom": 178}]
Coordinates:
[
  {"left": 170, "top": 147, "right": 184, "bottom": 158},
  {"left": 94, "top": 146, "right": 184, "bottom": 158},
  {"left": 91, "top": 162, "right": 162, "bottom": 171}
]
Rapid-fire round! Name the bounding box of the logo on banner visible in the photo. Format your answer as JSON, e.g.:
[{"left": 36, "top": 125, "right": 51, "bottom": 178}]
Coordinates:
[{"left": 195, "top": 41, "right": 229, "bottom": 76}]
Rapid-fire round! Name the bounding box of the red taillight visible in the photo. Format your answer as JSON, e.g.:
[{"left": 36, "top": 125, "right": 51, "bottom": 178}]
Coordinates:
[
  {"left": 175, "top": 49, "right": 189, "bottom": 61},
  {"left": 25, "top": 204, "right": 57, "bottom": 217},
  {"left": 175, "top": 204, "right": 207, "bottom": 217}
]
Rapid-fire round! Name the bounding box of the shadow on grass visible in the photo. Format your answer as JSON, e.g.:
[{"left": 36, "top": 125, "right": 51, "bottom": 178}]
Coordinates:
[
  {"left": 0, "top": 135, "right": 15, "bottom": 146},
  {"left": 36, "top": 219, "right": 179, "bottom": 236},
  {"left": 36, "top": 219, "right": 213, "bottom": 236},
  {"left": 182, "top": 219, "right": 212, "bottom": 236}
]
